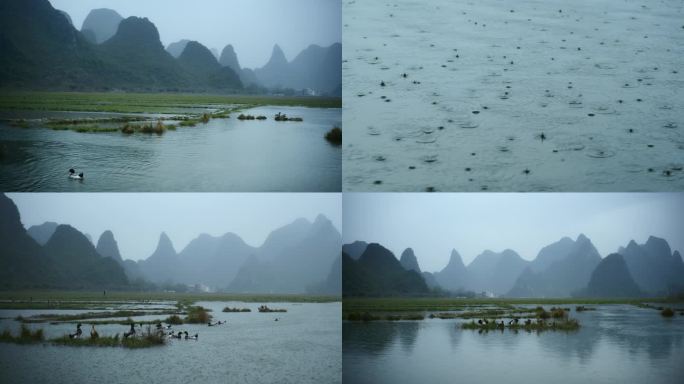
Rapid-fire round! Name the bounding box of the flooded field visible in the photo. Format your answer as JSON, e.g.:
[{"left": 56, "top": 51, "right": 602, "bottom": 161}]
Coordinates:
[
  {"left": 0, "top": 300, "right": 341, "bottom": 384},
  {"left": 0, "top": 106, "right": 341, "bottom": 192},
  {"left": 343, "top": 303, "right": 684, "bottom": 384},
  {"left": 343, "top": 0, "right": 684, "bottom": 191}
]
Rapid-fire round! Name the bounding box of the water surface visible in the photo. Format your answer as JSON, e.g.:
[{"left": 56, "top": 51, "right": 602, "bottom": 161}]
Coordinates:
[
  {"left": 0, "top": 106, "right": 341, "bottom": 191},
  {"left": 0, "top": 301, "right": 341, "bottom": 384},
  {"left": 343, "top": 304, "right": 684, "bottom": 383}
]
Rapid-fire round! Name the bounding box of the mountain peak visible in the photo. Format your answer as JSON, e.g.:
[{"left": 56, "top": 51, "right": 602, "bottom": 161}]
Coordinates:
[
  {"left": 577, "top": 233, "right": 589, "bottom": 243},
  {"left": 219, "top": 44, "right": 241, "bottom": 72},
  {"left": 81, "top": 8, "right": 123, "bottom": 44},
  {"left": 448, "top": 249, "right": 465, "bottom": 267},
  {"left": 151, "top": 232, "right": 176, "bottom": 259},
  {"left": 107, "top": 16, "right": 162, "bottom": 50},
  {"left": 96, "top": 230, "right": 123, "bottom": 263},
  {"left": 399, "top": 248, "right": 421, "bottom": 273},
  {"left": 266, "top": 43, "right": 288, "bottom": 66}
]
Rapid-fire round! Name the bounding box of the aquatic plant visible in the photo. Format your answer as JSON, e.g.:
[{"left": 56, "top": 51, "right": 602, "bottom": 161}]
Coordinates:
[
  {"left": 237, "top": 114, "right": 255, "bottom": 120},
  {"left": 201, "top": 113, "right": 210, "bottom": 123},
  {"left": 121, "top": 123, "right": 135, "bottom": 134},
  {"left": 0, "top": 325, "right": 45, "bottom": 344},
  {"left": 462, "top": 317, "right": 580, "bottom": 332},
  {"left": 9, "top": 119, "right": 29, "bottom": 128},
  {"left": 550, "top": 307, "right": 567, "bottom": 319},
  {"left": 256, "top": 116, "right": 267, "bottom": 120},
  {"left": 325, "top": 127, "right": 342, "bottom": 145},
  {"left": 51, "top": 326, "right": 164, "bottom": 348},
  {"left": 185, "top": 306, "right": 212, "bottom": 324},
  {"left": 661, "top": 308, "right": 675, "bottom": 317},
  {"left": 222, "top": 307, "right": 251, "bottom": 312},
  {"left": 165, "top": 315, "right": 183, "bottom": 324},
  {"left": 575, "top": 306, "right": 596, "bottom": 312},
  {"left": 179, "top": 120, "right": 197, "bottom": 127},
  {"left": 346, "top": 312, "right": 381, "bottom": 321}
]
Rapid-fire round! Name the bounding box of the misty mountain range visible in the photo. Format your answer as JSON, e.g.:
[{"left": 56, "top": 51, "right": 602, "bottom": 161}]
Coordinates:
[
  {"left": 0, "top": 0, "right": 341, "bottom": 95},
  {"left": 343, "top": 234, "right": 684, "bottom": 298},
  {"left": 0, "top": 193, "right": 341, "bottom": 295}
]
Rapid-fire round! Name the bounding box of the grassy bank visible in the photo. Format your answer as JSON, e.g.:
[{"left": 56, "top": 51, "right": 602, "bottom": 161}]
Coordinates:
[
  {"left": 0, "top": 92, "right": 341, "bottom": 113},
  {"left": 343, "top": 297, "right": 676, "bottom": 314},
  {"left": 0, "top": 291, "right": 339, "bottom": 310},
  {"left": 1, "top": 325, "right": 165, "bottom": 348}
]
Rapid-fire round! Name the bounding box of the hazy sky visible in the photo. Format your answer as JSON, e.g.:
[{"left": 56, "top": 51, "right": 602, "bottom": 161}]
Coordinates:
[
  {"left": 48, "top": 0, "right": 341, "bottom": 68},
  {"left": 343, "top": 193, "right": 684, "bottom": 272},
  {"left": 9, "top": 193, "right": 341, "bottom": 262}
]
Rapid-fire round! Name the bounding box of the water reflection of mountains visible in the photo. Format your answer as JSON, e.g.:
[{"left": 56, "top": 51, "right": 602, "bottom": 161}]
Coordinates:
[{"left": 343, "top": 306, "right": 684, "bottom": 361}]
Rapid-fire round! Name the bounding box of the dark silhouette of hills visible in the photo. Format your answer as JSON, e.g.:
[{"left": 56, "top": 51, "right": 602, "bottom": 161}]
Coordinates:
[
  {"left": 0, "top": 194, "right": 62, "bottom": 288},
  {"left": 137, "top": 232, "right": 179, "bottom": 284},
  {"left": 95, "top": 230, "right": 123, "bottom": 264},
  {"left": 254, "top": 43, "right": 341, "bottom": 95},
  {"left": 44, "top": 224, "right": 128, "bottom": 288},
  {"left": 80, "top": 8, "right": 123, "bottom": 44},
  {"left": 576, "top": 254, "right": 642, "bottom": 297},
  {"left": 166, "top": 39, "right": 191, "bottom": 58},
  {"left": 618, "top": 236, "right": 684, "bottom": 295},
  {"left": 228, "top": 215, "right": 341, "bottom": 293},
  {"left": 343, "top": 243, "right": 430, "bottom": 297},
  {"left": 399, "top": 248, "right": 421, "bottom": 273},
  {"left": 307, "top": 254, "right": 342, "bottom": 295},
  {"left": 467, "top": 249, "right": 529, "bottom": 295},
  {"left": 177, "top": 41, "right": 242, "bottom": 90},
  {"left": 0, "top": 0, "right": 241, "bottom": 92},
  {"left": 218, "top": 44, "right": 260, "bottom": 87},
  {"left": 508, "top": 235, "right": 602, "bottom": 297},
  {"left": 342, "top": 241, "right": 368, "bottom": 260},
  {"left": 27, "top": 221, "right": 59, "bottom": 245},
  {"left": 433, "top": 249, "right": 469, "bottom": 292}
]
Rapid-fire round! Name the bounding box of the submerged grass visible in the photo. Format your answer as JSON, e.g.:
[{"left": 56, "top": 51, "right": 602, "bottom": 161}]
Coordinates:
[
  {"left": 0, "top": 325, "right": 45, "bottom": 344},
  {"left": 222, "top": 307, "right": 251, "bottom": 313},
  {"left": 0, "top": 92, "right": 341, "bottom": 113},
  {"left": 184, "top": 306, "right": 212, "bottom": 324},
  {"left": 51, "top": 326, "right": 165, "bottom": 348},
  {"left": 461, "top": 318, "right": 581, "bottom": 332},
  {"left": 15, "top": 309, "right": 180, "bottom": 323}
]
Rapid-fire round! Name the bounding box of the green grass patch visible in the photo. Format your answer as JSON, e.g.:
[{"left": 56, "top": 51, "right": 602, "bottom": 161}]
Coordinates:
[
  {"left": 16, "top": 309, "right": 179, "bottom": 323},
  {"left": 184, "top": 306, "right": 212, "bottom": 324},
  {"left": 661, "top": 308, "right": 675, "bottom": 317},
  {"left": 51, "top": 328, "right": 165, "bottom": 348},
  {"left": 0, "top": 325, "right": 45, "bottom": 344},
  {"left": 461, "top": 318, "right": 580, "bottom": 332},
  {"left": 165, "top": 315, "right": 183, "bottom": 324},
  {"left": 0, "top": 92, "right": 340, "bottom": 114}
]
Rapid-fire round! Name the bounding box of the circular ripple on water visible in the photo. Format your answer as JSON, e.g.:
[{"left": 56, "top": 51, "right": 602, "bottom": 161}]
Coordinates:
[
  {"left": 555, "top": 142, "right": 586, "bottom": 152},
  {"left": 421, "top": 155, "right": 438, "bottom": 163},
  {"left": 586, "top": 148, "right": 616, "bottom": 158},
  {"left": 592, "top": 105, "right": 617, "bottom": 114},
  {"left": 367, "top": 126, "right": 381, "bottom": 136},
  {"left": 594, "top": 62, "right": 617, "bottom": 70},
  {"left": 458, "top": 120, "right": 479, "bottom": 129},
  {"left": 568, "top": 100, "right": 583, "bottom": 108},
  {"left": 415, "top": 133, "right": 437, "bottom": 144}
]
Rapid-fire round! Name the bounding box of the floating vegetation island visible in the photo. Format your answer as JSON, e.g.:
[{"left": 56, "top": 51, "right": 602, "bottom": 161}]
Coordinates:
[
  {"left": 0, "top": 325, "right": 165, "bottom": 349},
  {"left": 223, "top": 307, "right": 251, "bottom": 313}
]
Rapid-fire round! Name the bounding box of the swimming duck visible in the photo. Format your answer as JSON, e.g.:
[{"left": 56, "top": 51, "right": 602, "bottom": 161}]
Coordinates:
[
  {"left": 68, "top": 169, "right": 84, "bottom": 180},
  {"left": 184, "top": 331, "right": 198, "bottom": 340},
  {"left": 90, "top": 325, "right": 99, "bottom": 339}
]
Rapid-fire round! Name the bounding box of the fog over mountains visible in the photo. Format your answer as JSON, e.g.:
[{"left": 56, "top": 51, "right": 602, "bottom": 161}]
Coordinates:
[
  {"left": 343, "top": 234, "right": 684, "bottom": 298},
  {"left": 1, "top": 193, "right": 340, "bottom": 294},
  {"left": 0, "top": 0, "right": 341, "bottom": 95}
]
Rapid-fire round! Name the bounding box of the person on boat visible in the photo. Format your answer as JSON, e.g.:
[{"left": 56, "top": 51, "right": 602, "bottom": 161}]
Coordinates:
[
  {"left": 90, "top": 325, "right": 99, "bottom": 339},
  {"left": 69, "top": 323, "right": 83, "bottom": 339}
]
